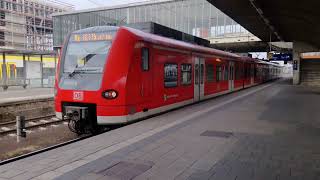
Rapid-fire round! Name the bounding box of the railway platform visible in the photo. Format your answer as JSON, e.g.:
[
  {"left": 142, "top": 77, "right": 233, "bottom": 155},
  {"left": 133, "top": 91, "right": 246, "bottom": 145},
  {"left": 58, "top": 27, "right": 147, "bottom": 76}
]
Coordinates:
[
  {"left": 1, "top": 79, "right": 320, "bottom": 180},
  {"left": 0, "top": 88, "right": 53, "bottom": 105}
]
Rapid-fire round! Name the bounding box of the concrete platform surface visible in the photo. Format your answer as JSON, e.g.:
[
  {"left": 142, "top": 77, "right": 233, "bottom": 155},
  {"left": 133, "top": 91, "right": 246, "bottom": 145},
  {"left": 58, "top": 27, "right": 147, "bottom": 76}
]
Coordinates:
[
  {"left": 1, "top": 79, "right": 320, "bottom": 180},
  {"left": 0, "top": 88, "right": 53, "bottom": 104}
]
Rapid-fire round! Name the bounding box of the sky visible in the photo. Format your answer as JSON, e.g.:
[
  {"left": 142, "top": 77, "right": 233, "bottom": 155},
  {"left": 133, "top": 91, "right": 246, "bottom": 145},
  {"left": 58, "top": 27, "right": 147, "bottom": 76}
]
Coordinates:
[{"left": 63, "top": 0, "right": 149, "bottom": 10}]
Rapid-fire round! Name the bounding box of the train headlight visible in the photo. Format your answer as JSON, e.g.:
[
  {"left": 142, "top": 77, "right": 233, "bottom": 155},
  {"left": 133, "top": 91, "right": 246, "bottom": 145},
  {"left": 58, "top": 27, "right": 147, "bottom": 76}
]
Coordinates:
[{"left": 102, "top": 90, "right": 118, "bottom": 99}]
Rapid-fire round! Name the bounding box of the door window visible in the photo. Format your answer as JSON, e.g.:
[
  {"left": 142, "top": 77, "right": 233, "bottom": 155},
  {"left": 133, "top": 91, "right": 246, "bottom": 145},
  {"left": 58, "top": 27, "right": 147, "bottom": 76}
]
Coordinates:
[
  {"left": 200, "top": 64, "right": 204, "bottom": 84},
  {"left": 181, "top": 64, "right": 192, "bottom": 85},
  {"left": 216, "top": 66, "right": 222, "bottom": 82},
  {"left": 195, "top": 64, "right": 199, "bottom": 85}
]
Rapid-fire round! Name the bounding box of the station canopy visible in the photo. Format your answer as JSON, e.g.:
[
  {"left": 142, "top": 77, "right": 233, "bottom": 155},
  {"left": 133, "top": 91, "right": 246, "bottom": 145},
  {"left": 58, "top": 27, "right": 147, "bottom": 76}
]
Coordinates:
[{"left": 208, "top": 0, "right": 320, "bottom": 47}]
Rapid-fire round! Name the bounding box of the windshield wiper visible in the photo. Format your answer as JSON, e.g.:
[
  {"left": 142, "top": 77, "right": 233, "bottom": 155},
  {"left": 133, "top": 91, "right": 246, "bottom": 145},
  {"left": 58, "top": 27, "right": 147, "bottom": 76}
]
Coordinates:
[
  {"left": 84, "top": 53, "right": 96, "bottom": 62},
  {"left": 67, "top": 53, "right": 99, "bottom": 78},
  {"left": 68, "top": 65, "right": 79, "bottom": 78}
]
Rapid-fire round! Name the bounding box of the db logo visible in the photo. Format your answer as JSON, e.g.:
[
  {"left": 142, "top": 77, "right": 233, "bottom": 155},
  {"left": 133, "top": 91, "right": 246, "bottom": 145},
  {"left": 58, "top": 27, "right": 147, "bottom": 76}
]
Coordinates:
[{"left": 73, "top": 91, "right": 84, "bottom": 101}]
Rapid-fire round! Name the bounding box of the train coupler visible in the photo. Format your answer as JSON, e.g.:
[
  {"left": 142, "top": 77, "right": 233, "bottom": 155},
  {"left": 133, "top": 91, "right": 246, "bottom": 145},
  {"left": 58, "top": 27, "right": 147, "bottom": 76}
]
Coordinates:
[{"left": 64, "top": 106, "right": 90, "bottom": 135}]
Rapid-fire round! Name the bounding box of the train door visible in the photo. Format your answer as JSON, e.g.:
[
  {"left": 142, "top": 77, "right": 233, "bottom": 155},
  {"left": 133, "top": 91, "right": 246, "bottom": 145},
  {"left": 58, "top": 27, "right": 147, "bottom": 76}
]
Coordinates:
[
  {"left": 140, "top": 46, "right": 153, "bottom": 107},
  {"left": 194, "top": 57, "right": 205, "bottom": 102},
  {"left": 229, "top": 61, "right": 235, "bottom": 91}
]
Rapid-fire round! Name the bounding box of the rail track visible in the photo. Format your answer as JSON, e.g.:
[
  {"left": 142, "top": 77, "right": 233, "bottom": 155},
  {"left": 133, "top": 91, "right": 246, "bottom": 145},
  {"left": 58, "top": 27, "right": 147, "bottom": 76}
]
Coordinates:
[{"left": 0, "top": 114, "right": 65, "bottom": 136}]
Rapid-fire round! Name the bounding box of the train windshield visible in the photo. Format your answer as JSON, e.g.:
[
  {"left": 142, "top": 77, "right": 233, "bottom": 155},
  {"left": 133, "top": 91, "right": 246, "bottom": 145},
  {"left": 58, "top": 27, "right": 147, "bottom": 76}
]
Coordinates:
[
  {"left": 63, "top": 41, "right": 111, "bottom": 74},
  {"left": 59, "top": 31, "right": 116, "bottom": 91}
]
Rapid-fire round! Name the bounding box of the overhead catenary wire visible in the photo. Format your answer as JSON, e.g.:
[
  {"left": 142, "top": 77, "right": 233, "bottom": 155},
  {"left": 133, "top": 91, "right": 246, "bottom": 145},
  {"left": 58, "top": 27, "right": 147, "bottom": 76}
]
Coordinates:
[{"left": 87, "top": 0, "right": 104, "bottom": 6}]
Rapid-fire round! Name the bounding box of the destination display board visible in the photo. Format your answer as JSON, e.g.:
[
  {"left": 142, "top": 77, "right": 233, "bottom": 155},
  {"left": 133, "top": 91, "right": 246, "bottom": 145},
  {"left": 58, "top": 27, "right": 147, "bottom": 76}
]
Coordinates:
[{"left": 71, "top": 33, "right": 113, "bottom": 42}]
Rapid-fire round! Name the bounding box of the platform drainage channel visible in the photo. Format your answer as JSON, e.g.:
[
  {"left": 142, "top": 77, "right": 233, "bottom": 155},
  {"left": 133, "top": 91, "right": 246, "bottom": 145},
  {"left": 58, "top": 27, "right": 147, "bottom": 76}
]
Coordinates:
[
  {"left": 200, "top": 130, "right": 234, "bottom": 138},
  {"left": 97, "top": 161, "right": 153, "bottom": 179}
]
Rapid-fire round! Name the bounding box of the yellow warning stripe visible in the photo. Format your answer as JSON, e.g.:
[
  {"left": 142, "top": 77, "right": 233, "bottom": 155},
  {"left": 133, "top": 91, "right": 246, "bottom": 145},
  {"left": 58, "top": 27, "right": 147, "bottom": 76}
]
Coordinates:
[{"left": 0, "top": 55, "right": 56, "bottom": 62}]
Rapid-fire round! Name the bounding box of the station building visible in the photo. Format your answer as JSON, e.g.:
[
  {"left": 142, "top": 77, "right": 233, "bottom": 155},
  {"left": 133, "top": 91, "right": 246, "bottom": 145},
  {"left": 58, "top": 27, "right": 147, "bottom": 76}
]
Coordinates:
[
  {"left": 52, "top": 0, "right": 260, "bottom": 48},
  {"left": 0, "top": 0, "right": 72, "bottom": 88}
]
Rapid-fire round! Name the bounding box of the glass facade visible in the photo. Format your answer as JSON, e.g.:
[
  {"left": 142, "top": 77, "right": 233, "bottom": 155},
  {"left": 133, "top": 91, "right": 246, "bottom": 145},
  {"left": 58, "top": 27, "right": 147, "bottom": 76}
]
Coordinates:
[{"left": 53, "top": 0, "right": 257, "bottom": 47}]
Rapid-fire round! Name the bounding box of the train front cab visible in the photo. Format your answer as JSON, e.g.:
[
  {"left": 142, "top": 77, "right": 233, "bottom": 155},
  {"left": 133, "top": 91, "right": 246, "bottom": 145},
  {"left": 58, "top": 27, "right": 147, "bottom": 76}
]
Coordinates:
[{"left": 54, "top": 26, "right": 137, "bottom": 134}]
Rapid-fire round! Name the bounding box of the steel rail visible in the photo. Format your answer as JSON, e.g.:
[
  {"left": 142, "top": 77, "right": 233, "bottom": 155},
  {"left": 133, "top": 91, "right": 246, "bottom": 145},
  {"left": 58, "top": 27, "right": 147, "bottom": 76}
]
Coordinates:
[{"left": 0, "top": 114, "right": 56, "bottom": 126}]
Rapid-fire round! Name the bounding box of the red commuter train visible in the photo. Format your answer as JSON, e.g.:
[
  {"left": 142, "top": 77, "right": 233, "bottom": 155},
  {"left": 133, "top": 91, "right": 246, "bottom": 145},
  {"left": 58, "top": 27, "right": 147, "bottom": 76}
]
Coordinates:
[{"left": 54, "top": 26, "right": 281, "bottom": 134}]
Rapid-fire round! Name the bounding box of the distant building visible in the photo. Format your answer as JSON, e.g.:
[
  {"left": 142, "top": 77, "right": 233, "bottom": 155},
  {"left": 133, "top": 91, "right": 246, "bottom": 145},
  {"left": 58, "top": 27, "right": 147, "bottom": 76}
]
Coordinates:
[
  {"left": 52, "top": 0, "right": 260, "bottom": 48},
  {"left": 0, "top": 0, "right": 73, "bottom": 51}
]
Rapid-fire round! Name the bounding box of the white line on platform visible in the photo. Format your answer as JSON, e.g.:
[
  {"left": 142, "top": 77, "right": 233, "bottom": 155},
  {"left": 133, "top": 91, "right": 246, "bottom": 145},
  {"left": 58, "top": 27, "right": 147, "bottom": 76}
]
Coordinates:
[
  {"left": 28, "top": 122, "right": 37, "bottom": 125},
  {"left": 38, "top": 127, "right": 46, "bottom": 131},
  {"left": 63, "top": 122, "right": 68, "bottom": 125},
  {"left": 40, "top": 120, "right": 49, "bottom": 123},
  {"left": 0, "top": 95, "right": 53, "bottom": 105},
  {"left": 51, "top": 117, "right": 59, "bottom": 121},
  {"left": 51, "top": 125, "right": 59, "bottom": 128},
  {"left": 8, "top": 133, "right": 16, "bottom": 137},
  {"left": 36, "top": 82, "right": 276, "bottom": 178},
  {"left": 1, "top": 127, "right": 11, "bottom": 131}
]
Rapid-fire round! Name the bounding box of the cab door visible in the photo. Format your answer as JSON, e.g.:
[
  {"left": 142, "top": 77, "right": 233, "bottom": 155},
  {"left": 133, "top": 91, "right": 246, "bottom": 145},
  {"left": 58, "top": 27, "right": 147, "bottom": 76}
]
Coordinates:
[
  {"left": 194, "top": 57, "right": 205, "bottom": 102},
  {"left": 229, "top": 61, "right": 235, "bottom": 91}
]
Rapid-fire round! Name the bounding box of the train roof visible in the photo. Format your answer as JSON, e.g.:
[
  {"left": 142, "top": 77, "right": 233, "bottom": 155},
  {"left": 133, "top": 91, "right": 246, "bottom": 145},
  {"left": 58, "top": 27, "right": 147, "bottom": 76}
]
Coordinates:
[
  {"left": 239, "top": 56, "right": 282, "bottom": 67},
  {"left": 121, "top": 26, "right": 241, "bottom": 60},
  {"left": 71, "top": 26, "right": 280, "bottom": 67},
  {"left": 256, "top": 59, "right": 282, "bottom": 67},
  {"left": 72, "top": 26, "right": 119, "bottom": 34}
]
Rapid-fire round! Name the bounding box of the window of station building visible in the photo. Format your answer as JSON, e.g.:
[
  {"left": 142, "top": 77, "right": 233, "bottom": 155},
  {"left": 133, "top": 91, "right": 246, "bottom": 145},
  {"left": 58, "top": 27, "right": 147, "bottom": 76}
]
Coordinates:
[
  {"left": 164, "top": 63, "right": 178, "bottom": 88},
  {"left": 141, "top": 47, "right": 149, "bottom": 71},
  {"left": 181, "top": 64, "right": 192, "bottom": 85},
  {"left": 206, "top": 64, "right": 214, "bottom": 82},
  {"left": 216, "top": 66, "right": 223, "bottom": 82}
]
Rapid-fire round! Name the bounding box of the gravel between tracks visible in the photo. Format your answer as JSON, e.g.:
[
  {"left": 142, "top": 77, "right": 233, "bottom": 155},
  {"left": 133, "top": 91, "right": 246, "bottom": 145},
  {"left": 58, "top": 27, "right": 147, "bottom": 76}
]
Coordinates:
[{"left": 0, "top": 123, "right": 77, "bottom": 161}]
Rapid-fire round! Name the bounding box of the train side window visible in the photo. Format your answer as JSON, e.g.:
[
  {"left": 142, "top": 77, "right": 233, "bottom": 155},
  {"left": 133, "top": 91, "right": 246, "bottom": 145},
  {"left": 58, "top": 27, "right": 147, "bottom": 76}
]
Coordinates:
[
  {"left": 224, "top": 65, "right": 228, "bottom": 80},
  {"left": 234, "top": 64, "right": 239, "bottom": 80},
  {"left": 181, "top": 64, "right": 192, "bottom": 85},
  {"left": 216, "top": 66, "right": 222, "bottom": 82},
  {"left": 164, "top": 63, "right": 178, "bottom": 88},
  {"left": 206, "top": 64, "right": 214, "bottom": 82},
  {"left": 244, "top": 65, "right": 247, "bottom": 78},
  {"left": 141, "top": 47, "right": 149, "bottom": 71}
]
